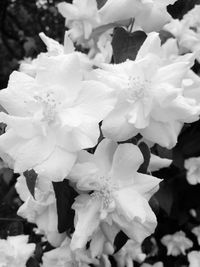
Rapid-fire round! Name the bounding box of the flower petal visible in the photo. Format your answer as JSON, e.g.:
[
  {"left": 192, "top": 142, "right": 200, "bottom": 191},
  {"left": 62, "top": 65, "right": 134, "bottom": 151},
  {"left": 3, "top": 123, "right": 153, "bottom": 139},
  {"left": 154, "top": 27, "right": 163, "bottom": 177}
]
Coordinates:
[
  {"left": 133, "top": 172, "right": 161, "bottom": 201},
  {"left": 114, "top": 188, "right": 151, "bottom": 222},
  {"left": 102, "top": 106, "right": 139, "bottom": 141},
  {"left": 14, "top": 135, "right": 56, "bottom": 173},
  {"left": 141, "top": 119, "right": 182, "bottom": 149},
  {"left": 71, "top": 195, "right": 101, "bottom": 250},
  {"left": 94, "top": 139, "right": 117, "bottom": 174},
  {"left": 35, "top": 147, "right": 77, "bottom": 181},
  {"left": 111, "top": 143, "right": 144, "bottom": 187}
]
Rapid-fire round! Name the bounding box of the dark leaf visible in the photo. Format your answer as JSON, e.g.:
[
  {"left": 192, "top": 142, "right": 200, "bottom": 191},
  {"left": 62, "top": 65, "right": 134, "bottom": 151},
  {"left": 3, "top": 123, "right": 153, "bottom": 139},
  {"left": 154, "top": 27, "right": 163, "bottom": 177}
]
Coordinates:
[
  {"left": 114, "top": 231, "right": 129, "bottom": 253},
  {"left": 26, "top": 257, "right": 39, "bottom": 267},
  {"left": 23, "top": 169, "right": 38, "bottom": 199},
  {"left": 8, "top": 221, "right": 24, "bottom": 236},
  {"left": 138, "top": 142, "right": 151, "bottom": 174},
  {"left": 53, "top": 179, "right": 78, "bottom": 233},
  {"left": 112, "top": 28, "right": 147, "bottom": 63},
  {"left": 154, "top": 180, "right": 174, "bottom": 216}
]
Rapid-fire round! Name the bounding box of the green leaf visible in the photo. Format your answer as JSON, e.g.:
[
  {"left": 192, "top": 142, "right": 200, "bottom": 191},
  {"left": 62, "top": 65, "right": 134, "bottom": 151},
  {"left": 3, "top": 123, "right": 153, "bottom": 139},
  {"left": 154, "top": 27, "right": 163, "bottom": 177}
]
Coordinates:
[
  {"left": 23, "top": 169, "right": 38, "bottom": 199},
  {"left": 52, "top": 179, "right": 78, "bottom": 233},
  {"left": 112, "top": 28, "right": 147, "bottom": 63}
]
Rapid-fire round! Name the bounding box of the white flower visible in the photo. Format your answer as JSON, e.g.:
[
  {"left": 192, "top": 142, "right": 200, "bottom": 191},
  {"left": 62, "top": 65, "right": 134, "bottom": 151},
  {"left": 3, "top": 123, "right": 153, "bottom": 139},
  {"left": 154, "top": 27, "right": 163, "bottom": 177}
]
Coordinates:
[
  {"left": 0, "top": 53, "right": 115, "bottom": 181},
  {"left": 0, "top": 235, "right": 35, "bottom": 267},
  {"left": 192, "top": 226, "right": 200, "bottom": 245},
  {"left": 188, "top": 251, "right": 200, "bottom": 267},
  {"left": 161, "top": 231, "right": 193, "bottom": 256},
  {"left": 41, "top": 237, "right": 98, "bottom": 267},
  {"left": 99, "top": 0, "right": 177, "bottom": 33},
  {"left": 95, "top": 33, "right": 199, "bottom": 148},
  {"left": 114, "top": 239, "right": 146, "bottom": 267},
  {"left": 141, "top": 262, "right": 164, "bottom": 267},
  {"left": 164, "top": 5, "right": 200, "bottom": 61},
  {"left": 69, "top": 138, "right": 161, "bottom": 250},
  {"left": 184, "top": 157, "right": 200, "bottom": 185},
  {"left": 57, "top": 0, "right": 100, "bottom": 42},
  {"left": 16, "top": 175, "right": 66, "bottom": 247}
]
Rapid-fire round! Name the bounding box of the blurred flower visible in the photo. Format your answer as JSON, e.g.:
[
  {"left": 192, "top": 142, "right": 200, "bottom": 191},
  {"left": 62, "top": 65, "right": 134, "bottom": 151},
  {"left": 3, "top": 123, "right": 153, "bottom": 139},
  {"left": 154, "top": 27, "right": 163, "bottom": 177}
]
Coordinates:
[
  {"left": 114, "top": 239, "right": 146, "bottom": 267},
  {"left": 58, "top": 0, "right": 100, "bottom": 42},
  {"left": 95, "top": 33, "right": 200, "bottom": 148},
  {"left": 0, "top": 53, "right": 115, "bottom": 181},
  {"left": 192, "top": 226, "right": 200, "bottom": 245},
  {"left": 69, "top": 138, "right": 161, "bottom": 250},
  {"left": 188, "top": 251, "right": 200, "bottom": 267},
  {"left": 0, "top": 235, "right": 35, "bottom": 267},
  {"left": 161, "top": 231, "right": 193, "bottom": 256},
  {"left": 184, "top": 157, "right": 200, "bottom": 185}
]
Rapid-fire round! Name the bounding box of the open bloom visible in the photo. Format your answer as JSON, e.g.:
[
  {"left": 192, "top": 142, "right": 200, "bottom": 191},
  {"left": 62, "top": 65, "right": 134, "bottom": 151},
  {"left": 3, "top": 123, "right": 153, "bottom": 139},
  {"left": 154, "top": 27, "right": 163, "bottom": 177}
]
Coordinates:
[
  {"left": 68, "top": 138, "right": 161, "bottom": 250},
  {"left": 95, "top": 32, "right": 200, "bottom": 148},
  {"left": 0, "top": 235, "right": 35, "bottom": 267},
  {"left": 0, "top": 53, "right": 115, "bottom": 181},
  {"left": 161, "top": 231, "right": 193, "bottom": 256},
  {"left": 99, "top": 0, "right": 177, "bottom": 33},
  {"left": 58, "top": 0, "right": 100, "bottom": 42}
]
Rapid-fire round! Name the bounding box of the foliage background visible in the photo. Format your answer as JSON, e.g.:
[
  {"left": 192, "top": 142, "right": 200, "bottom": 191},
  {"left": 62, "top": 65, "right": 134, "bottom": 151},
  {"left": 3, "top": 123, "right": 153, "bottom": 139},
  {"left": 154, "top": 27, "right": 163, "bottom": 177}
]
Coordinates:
[{"left": 1, "top": 0, "right": 200, "bottom": 266}]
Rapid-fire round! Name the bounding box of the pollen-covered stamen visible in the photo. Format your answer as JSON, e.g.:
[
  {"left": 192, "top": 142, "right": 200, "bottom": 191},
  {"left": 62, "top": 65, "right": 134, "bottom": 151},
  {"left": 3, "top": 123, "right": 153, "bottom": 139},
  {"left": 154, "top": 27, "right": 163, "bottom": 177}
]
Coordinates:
[
  {"left": 34, "top": 91, "right": 61, "bottom": 123},
  {"left": 91, "top": 176, "right": 117, "bottom": 210},
  {"left": 125, "top": 76, "right": 150, "bottom": 103}
]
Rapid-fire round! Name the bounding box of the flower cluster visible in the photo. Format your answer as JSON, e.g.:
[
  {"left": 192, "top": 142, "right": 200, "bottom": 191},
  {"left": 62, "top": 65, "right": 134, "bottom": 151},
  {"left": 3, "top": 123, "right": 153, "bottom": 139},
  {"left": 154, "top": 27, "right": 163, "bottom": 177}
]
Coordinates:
[{"left": 1, "top": 0, "right": 200, "bottom": 266}]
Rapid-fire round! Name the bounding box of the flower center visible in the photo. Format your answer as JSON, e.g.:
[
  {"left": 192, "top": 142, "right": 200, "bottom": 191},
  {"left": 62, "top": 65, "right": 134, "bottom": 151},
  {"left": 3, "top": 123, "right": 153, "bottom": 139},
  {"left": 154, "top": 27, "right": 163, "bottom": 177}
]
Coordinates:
[
  {"left": 125, "top": 76, "right": 150, "bottom": 103},
  {"left": 91, "top": 176, "right": 117, "bottom": 212},
  {"left": 34, "top": 91, "right": 61, "bottom": 124}
]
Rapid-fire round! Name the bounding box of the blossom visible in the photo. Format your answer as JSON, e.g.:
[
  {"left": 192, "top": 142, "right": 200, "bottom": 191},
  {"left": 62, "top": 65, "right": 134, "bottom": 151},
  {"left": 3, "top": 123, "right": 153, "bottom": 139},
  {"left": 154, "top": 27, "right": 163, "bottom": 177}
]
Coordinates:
[
  {"left": 41, "top": 237, "right": 97, "bottom": 267},
  {"left": 0, "top": 53, "right": 115, "bottom": 181},
  {"left": 95, "top": 32, "right": 200, "bottom": 148},
  {"left": 16, "top": 175, "right": 66, "bottom": 247},
  {"left": 68, "top": 138, "right": 161, "bottom": 250},
  {"left": 57, "top": 0, "right": 100, "bottom": 42},
  {"left": 192, "top": 226, "right": 200, "bottom": 245},
  {"left": 188, "top": 251, "right": 200, "bottom": 267},
  {"left": 114, "top": 240, "right": 146, "bottom": 267},
  {"left": 99, "top": 0, "right": 177, "bottom": 33},
  {"left": 161, "top": 231, "right": 193, "bottom": 256},
  {"left": 0, "top": 235, "right": 35, "bottom": 267},
  {"left": 184, "top": 157, "right": 200, "bottom": 185}
]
